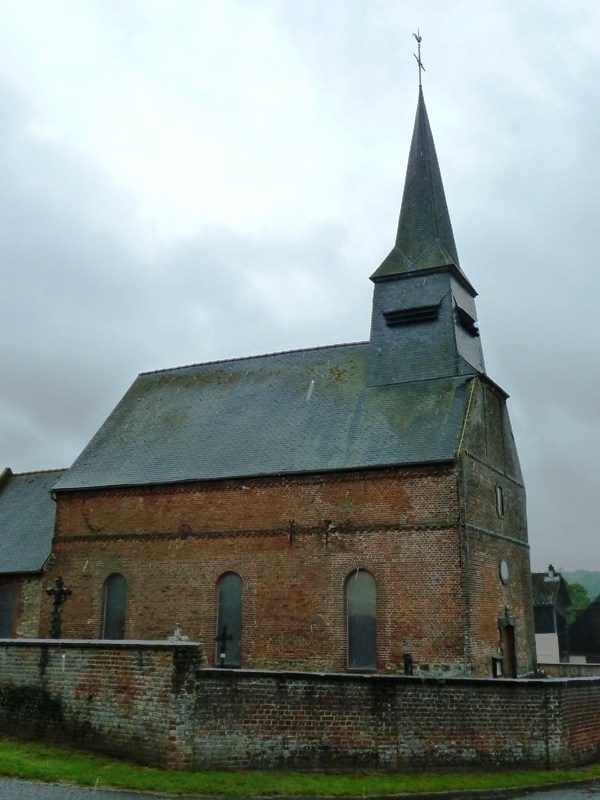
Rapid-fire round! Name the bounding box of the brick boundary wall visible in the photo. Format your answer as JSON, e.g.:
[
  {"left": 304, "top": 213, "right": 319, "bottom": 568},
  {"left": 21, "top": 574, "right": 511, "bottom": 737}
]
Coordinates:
[
  {"left": 0, "top": 639, "right": 201, "bottom": 768},
  {"left": 541, "top": 662, "right": 600, "bottom": 678},
  {"left": 1, "top": 641, "right": 600, "bottom": 771}
]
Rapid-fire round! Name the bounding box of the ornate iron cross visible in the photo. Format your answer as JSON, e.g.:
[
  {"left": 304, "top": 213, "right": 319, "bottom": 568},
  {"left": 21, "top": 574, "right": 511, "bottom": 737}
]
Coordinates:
[{"left": 46, "top": 576, "right": 72, "bottom": 639}]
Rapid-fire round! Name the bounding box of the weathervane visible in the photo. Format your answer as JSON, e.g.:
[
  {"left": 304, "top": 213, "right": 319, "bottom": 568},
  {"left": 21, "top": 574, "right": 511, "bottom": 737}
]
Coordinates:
[{"left": 413, "top": 29, "right": 425, "bottom": 87}]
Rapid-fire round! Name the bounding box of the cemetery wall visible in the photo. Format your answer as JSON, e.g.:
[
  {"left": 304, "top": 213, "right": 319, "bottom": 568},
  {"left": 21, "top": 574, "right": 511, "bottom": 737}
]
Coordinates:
[{"left": 0, "top": 640, "right": 600, "bottom": 771}]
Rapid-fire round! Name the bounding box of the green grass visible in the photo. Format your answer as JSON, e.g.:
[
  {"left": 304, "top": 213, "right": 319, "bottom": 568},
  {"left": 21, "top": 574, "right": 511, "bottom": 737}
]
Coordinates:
[{"left": 0, "top": 737, "right": 599, "bottom": 796}]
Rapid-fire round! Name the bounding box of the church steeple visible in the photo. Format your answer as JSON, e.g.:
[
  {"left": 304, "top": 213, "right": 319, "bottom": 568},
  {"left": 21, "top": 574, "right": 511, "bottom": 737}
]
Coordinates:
[
  {"left": 371, "top": 86, "right": 469, "bottom": 287},
  {"left": 367, "top": 57, "right": 485, "bottom": 387}
]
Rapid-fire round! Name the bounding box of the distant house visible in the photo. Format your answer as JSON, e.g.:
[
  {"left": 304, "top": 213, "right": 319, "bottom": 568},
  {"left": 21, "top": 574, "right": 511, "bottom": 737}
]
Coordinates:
[
  {"left": 569, "top": 596, "right": 600, "bottom": 663},
  {"left": 532, "top": 565, "right": 571, "bottom": 663},
  {"left": 0, "top": 468, "right": 64, "bottom": 637}
]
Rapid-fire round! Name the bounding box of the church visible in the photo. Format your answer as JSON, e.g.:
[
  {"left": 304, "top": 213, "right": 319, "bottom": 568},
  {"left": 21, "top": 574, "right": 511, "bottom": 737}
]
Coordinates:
[{"left": 1, "top": 82, "right": 536, "bottom": 678}]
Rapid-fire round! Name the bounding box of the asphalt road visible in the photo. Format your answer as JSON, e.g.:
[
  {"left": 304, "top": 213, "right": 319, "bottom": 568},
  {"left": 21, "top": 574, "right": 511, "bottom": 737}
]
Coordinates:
[
  {"left": 0, "top": 779, "right": 600, "bottom": 800},
  {"left": 0, "top": 778, "right": 178, "bottom": 799}
]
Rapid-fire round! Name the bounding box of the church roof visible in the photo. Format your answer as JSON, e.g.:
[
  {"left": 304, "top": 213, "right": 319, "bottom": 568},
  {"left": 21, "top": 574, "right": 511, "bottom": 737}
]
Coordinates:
[
  {"left": 54, "top": 344, "right": 473, "bottom": 491},
  {"left": 54, "top": 78, "right": 489, "bottom": 494},
  {"left": 0, "top": 468, "right": 64, "bottom": 573},
  {"left": 371, "top": 87, "right": 472, "bottom": 291}
]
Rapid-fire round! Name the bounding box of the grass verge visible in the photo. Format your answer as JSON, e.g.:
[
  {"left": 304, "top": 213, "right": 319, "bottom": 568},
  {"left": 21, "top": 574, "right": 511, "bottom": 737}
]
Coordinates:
[{"left": 0, "top": 737, "right": 599, "bottom": 796}]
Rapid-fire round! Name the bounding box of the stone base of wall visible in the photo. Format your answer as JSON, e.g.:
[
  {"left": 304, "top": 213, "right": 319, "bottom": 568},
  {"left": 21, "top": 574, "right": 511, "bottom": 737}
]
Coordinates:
[{"left": 1, "top": 641, "right": 600, "bottom": 771}]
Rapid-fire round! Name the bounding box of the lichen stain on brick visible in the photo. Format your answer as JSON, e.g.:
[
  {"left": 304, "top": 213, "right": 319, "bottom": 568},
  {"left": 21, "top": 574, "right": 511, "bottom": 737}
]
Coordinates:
[{"left": 0, "top": 684, "right": 64, "bottom": 732}]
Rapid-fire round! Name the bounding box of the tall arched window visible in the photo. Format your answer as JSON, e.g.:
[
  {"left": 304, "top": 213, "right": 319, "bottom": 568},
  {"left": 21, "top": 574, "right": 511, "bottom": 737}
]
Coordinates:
[
  {"left": 101, "top": 573, "right": 127, "bottom": 639},
  {"left": 215, "top": 572, "right": 242, "bottom": 667},
  {"left": 0, "top": 582, "right": 15, "bottom": 638},
  {"left": 346, "top": 570, "right": 376, "bottom": 670}
]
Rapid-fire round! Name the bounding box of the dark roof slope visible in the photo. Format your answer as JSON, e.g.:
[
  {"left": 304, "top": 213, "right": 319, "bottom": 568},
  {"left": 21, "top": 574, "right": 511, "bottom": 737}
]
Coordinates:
[
  {"left": 532, "top": 571, "right": 571, "bottom": 607},
  {"left": 54, "top": 342, "right": 473, "bottom": 492},
  {"left": 0, "top": 468, "right": 64, "bottom": 573}
]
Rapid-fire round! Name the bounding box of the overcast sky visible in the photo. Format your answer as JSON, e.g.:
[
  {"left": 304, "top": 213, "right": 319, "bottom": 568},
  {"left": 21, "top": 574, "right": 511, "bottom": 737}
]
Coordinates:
[{"left": 1, "top": 0, "right": 598, "bottom": 572}]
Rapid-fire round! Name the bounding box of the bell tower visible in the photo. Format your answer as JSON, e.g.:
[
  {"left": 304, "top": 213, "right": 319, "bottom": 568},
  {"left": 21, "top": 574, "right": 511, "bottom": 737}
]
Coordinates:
[{"left": 368, "top": 43, "right": 484, "bottom": 387}]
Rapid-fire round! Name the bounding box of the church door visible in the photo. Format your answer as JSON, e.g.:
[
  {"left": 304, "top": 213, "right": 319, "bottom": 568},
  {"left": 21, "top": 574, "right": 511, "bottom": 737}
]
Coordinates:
[{"left": 501, "top": 624, "right": 517, "bottom": 678}]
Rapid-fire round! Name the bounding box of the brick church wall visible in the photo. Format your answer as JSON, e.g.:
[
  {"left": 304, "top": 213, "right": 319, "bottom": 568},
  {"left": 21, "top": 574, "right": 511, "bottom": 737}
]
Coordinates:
[
  {"left": 459, "top": 379, "right": 535, "bottom": 676},
  {"left": 17, "top": 576, "right": 45, "bottom": 638},
  {"left": 49, "top": 466, "right": 468, "bottom": 673},
  {"left": 1, "top": 641, "right": 600, "bottom": 770},
  {"left": 47, "top": 419, "right": 536, "bottom": 678},
  {"left": 0, "top": 576, "right": 45, "bottom": 639}
]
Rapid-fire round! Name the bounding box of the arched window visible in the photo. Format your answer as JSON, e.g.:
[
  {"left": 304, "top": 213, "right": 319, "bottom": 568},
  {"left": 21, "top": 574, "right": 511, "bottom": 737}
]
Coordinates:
[
  {"left": 346, "top": 570, "right": 376, "bottom": 670},
  {"left": 215, "top": 572, "right": 242, "bottom": 667},
  {"left": 101, "top": 573, "right": 127, "bottom": 639},
  {"left": 0, "top": 582, "right": 15, "bottom": 638}
]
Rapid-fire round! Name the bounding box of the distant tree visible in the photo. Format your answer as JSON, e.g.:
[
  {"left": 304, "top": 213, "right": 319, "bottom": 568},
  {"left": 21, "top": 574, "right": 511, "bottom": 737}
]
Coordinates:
[
  {"left": 565, "top": 581, "right": 591, "bottom": 624},
  {"left": 561, "top": 570, "right": 600, "bottom": 601}
]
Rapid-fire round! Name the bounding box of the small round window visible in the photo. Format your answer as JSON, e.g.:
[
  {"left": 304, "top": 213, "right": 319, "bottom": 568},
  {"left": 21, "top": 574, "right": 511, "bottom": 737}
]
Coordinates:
[{"left": 499, "top": 559, "right": 510, "bottom": 585}]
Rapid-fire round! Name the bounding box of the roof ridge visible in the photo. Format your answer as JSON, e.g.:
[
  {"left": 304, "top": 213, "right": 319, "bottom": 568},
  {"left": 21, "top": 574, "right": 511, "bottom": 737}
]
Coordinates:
[
  {"left": 12, "top": 468, "right": 66, "bottom": 477},
  {"left": 139, "top": 340, "right": 369, "bottom": 377}
]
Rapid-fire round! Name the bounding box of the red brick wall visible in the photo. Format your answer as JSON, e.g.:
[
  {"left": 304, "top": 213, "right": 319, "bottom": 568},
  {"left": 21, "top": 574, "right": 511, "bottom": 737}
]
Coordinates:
[
  {"left": 0, "top": 640, "right": 200, "bottom": 768},
  {"left": 459, "top": 379, "right": 535, "bottom": 676},
  {"left": 1, "top": 642, "right": 600, "bottom": 771},
  {"left": 54, "top": 467, "right": 457, "bottom": 537},
  {"left": 191, "top": 670, "right": 588, "bottom": 771},
  {"left": 49, "top": 467, "right": 469, "bottom": 673}
]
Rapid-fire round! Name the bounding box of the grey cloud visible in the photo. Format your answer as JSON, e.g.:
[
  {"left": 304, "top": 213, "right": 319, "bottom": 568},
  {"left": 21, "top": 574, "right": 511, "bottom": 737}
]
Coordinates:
[
  {"left": 1, "top": 2, "right": 599, "bottom": 573},
  {"left": 0, "top": 78, "right": 363, "bottom": 473}
]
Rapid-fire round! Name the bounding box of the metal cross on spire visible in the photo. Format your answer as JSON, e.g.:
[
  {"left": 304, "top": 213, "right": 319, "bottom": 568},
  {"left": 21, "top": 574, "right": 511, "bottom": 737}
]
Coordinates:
[{"left": 413, "top": 30, "right": 425, "bottom": 87}]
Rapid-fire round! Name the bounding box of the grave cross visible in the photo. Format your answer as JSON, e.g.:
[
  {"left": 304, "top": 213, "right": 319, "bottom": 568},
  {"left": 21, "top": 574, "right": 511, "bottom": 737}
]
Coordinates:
[
  {"left": 215, "top": 624, "right": 233, "bottom": 667},
  {"left": 46, "top": 576, "right": 72, "bottom": 639}
]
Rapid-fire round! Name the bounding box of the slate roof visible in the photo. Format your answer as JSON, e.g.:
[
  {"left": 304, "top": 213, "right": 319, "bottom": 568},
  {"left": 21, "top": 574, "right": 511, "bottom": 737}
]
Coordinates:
[
  {"left": 54, "top": 85, "right": 484, "bottom": 494},
  {"left": 54, "top": 343, "right": 473, "bottom": 492},
  {"left": 532, "top": 571, "right": 570, "bottom": 607},
  {"left": 0, "top": 468, "right": 63, "bottom": 573},
  {"left": 371, "top": 87, "right": 472, "bottom": 291}
]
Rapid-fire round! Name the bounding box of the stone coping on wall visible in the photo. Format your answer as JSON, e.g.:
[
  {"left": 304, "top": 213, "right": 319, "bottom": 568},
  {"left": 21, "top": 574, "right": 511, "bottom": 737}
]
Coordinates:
[
  {"left": 198, "top": 665, "right": 600, "bottom": 687},
  {"left": 0, "top": 638, "right": 201, "bottom": 649},
  {"left": 1, "top": 642, "right": 600, "bottom": 687},
  {"left": 540, "top": 661, "right": 600, "bottom": 678}
]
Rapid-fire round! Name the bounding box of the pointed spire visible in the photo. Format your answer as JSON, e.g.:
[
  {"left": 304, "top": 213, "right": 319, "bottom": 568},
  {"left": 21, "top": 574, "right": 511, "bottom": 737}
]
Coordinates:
[{"left": 371, "top": 87, "right": 468, "bottom": 285}]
